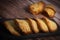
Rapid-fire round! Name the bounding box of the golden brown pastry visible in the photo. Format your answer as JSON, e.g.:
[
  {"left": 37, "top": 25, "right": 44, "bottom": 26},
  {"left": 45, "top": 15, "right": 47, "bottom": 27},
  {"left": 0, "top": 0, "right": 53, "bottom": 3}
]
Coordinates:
[
  {"left": 43, "top": 17, "right": 57, "bottom": 32},
  {"left": 16, "top": 19, "right": 32, "bottom": 34},
  {"left": 44, "top": 5, "right": 56, "bottom": 18},
  {"left": 46, "top": 4, "right": 56, "bottom": 10},
  {"left": 27, "top": 18, "right": 39, "bottom": 33},
  {"left": 29, "top": 1, "right": 45, "bottom": 15},
  {"left": 35, "top": 18, "right": 49, "bottom": 32},
  {"left": 4, "top": 21, "right": 20, "bottom": 36}
]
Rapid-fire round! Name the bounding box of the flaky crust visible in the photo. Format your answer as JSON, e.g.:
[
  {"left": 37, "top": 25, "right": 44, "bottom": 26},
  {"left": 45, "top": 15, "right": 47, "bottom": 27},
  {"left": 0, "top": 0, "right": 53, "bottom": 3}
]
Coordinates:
[
  {"left": 35, "top": 18, "right": 49, "bottom": 32},
  {"left": 4, "top": 21, "right": 20, "bottom": 36},
  {"left": 27, "top": 18, "right": 39, "bottom": 33},
  {"left": 29, "top": 1, "right": 45, "bottom": 15},
  {"left": 16, "top": 19, "right": 32, "bottom": 34}
]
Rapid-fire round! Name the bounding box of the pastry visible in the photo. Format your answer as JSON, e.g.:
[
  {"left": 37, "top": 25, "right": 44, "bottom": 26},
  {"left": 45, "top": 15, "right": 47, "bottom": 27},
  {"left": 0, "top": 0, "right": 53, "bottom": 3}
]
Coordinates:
[
  {"left": 35, "top": 18, "right": 49, "bottom": 32},
  {"left": 27, "top": 18, "right": 39, "bottom": 33},
  {"left": 43, "top": 17, "right": 57, "bottom": 32},
  {"left": 16, "top": 19, "right": 32, "bottom": 34},
  {"left": 4, "top": 20, "right": 20, "bottom": 36},
  {"left": 29, "top": 1, "right": 45, "bottom": 15},
  {"left": 43, "top": 5, "right": 56, "bottom": 18}
]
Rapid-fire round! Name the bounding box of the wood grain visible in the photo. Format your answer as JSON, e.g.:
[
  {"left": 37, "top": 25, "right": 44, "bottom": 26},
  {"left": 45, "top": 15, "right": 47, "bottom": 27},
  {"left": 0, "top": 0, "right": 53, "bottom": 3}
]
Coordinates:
[{"left": 0, "top": 0, "right": 60, "bottom": 19}]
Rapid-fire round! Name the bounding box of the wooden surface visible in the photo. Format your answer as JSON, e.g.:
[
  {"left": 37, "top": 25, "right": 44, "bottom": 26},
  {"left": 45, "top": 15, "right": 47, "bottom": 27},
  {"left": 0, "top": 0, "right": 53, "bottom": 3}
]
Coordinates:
[{"left": 0, "top": 0, "right": 60, "bottom": 19}]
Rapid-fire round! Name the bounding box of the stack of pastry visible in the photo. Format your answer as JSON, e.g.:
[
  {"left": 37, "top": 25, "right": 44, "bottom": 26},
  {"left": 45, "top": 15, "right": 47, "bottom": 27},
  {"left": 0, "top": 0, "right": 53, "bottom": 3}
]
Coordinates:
[
  {"left": 4, "top": 1, "right": 58, "bottom": 36},
  {"left": 4, "top": 17, "right": 57, "bottom": 36},
  {"left": 29, "top": 1, "right": 56, "bottom": 18}
]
